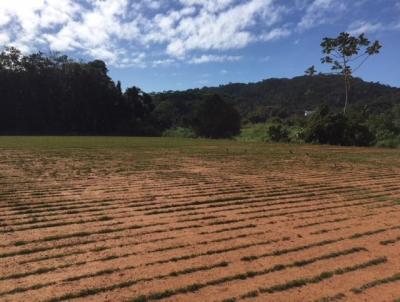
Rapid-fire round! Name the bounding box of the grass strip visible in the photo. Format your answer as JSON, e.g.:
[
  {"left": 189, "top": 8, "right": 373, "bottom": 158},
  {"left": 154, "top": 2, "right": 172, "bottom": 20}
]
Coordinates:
[
  {"left": 128, "top": 247, "right": 367, "bottom": 302},
  {"left": 242, "top": 225, "right": 400, "bottom": 262},
  {"left": 41, "top": 261, "right": 229, "bottom": 302},
  {"left": 380, "top": 236, "right": 400, "bottom": 245},
  {"left": 351, "top": 272, "right": 400, "bottom": 294},
  {"left": 241, "top": 238, "right": 344, "bottom": 262},
  {"left": 232, "top": 257, "right": 387, "bottom": 300},
  {"left": 314, "top": 293, "right": 346, "bottom": 302}
]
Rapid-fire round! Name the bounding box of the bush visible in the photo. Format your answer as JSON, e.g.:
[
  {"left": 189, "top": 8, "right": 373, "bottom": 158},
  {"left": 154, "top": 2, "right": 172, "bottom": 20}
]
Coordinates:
[
  {"left": 192, "top": 94, "right": 241, "bottom": 138},
  {"left": 288, "top": 126, "right": 305, "bottom": 143},
  {"left": 267, "top": 123, "right": 290, "bottom": 142},
  {"left": 304, "top": 105, "right": 375, "bottom": 146},
  {"left": 376, "top": 137, "right": 400, "bottom": 148},
  {"left": 236, "top": 123, "right": 269, "bottom": 142},
  {"left": 162, "top": 127, "right": 196, "bottom": 138}
]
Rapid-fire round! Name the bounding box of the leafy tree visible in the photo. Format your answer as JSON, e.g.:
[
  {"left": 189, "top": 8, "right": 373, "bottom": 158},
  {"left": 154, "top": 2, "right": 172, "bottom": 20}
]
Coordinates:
[
  {"left": 317, "top": 32, "right": 382, "bottom": 113},
  {"left": 393, "top": 104, "right": 400, "bottom": 129},
  {"left": 154, "top": 74, "right": 399, "bottom": 128},
  {"left": 267, "top": 122, "right": 289, "bottom": 142},
  {"left": 0, "top": 47, "right": 157, "bottom": 135},
  {"left": 192, "top": 94, "right": 241, "bottom": 138},
  {"left": 304, "top": 105, "right": 375, "bottom": 146},
  {"left": 305, "top": 65, "right": 316, "bottom": 76},
  {"left": 244, "top": 106, "right": 271, "bottom": 124},
  {"left": 0, "top": 47, "right": 24, "bottom": 71}
]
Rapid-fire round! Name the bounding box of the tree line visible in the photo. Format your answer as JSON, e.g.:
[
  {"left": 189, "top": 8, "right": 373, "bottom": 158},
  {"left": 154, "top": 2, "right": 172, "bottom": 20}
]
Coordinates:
[
  {"left": 1, "top": 31, "right": 400, "bottom": 147},
  {"left": 0, "top": 47, "right": 239, "bottom": 138},
  {"left": 0, "top": 47, "right": 151, "bottom": 135}
]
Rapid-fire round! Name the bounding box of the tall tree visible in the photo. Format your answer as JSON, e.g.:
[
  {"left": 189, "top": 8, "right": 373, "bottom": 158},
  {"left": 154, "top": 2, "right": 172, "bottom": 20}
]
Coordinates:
[
  {"left": 311, "top": 32, "right": 382, "bottom": 113},
  {"left": 192, "top": 94, "right": 241, "bottom": 138},
  {"left": 305, "top": 65, "right": 316, "bottom": 76},
  {"left": 0, "top": 47, "right": 157, "bottom": 135}
]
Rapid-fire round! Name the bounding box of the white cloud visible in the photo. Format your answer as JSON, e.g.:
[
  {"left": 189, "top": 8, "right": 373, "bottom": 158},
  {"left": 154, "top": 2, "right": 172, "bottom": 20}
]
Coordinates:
[
  {"left": 298, "top": 0, "right": 346, "bottom": 30},
  {"left": 260, "top": 55, "right": 271, "bottom": 62},
  {"left": 0, "top": 32, "right": 10, "bottom": 45},
  {"left": 348, "top": 19, "right": 400, "bottom": 35},
  {"left": 2, "top": 0, "right": 394, "bottom": 67},
  {"left": 189, "top": 54, "right": 241, "bottom": 64},
  {"left": 155, "top": 0, "right": 280, "bottom": 57},
  {"left": 348, "top": 21, "right": 383, "bottom": 35},
  {"left": 151, "top": 58, "right": 175, "bottom": 67},
  {"left": 0, "top": 0, "right": 288, "bottom": 66},
  {"left": 262, "top": 27, "right": 291, "bottom": 41},
  {"left": 0, "top": 0, "right": 287, "bottom": 66}
]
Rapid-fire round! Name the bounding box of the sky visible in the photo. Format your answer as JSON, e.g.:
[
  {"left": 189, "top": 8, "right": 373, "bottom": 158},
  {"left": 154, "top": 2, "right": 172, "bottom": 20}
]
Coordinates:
[{"left": 0, "top": 0, "right": 399, "bottom": 92}]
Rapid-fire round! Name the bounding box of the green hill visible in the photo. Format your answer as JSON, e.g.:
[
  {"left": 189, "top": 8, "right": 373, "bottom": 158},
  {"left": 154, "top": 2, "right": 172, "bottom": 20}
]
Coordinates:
[{"left": 153, "top": 75, "right": 400, "bottom": 125}]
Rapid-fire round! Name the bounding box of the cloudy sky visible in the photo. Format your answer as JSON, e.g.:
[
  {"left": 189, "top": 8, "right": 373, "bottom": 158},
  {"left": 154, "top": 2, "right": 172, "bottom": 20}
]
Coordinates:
[{"left": 1, "top": 0, "right": 399, "bottom": 91}]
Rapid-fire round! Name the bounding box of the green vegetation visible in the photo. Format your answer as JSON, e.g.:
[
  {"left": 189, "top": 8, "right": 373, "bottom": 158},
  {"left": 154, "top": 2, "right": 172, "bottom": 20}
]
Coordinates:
[
  {"left": 127, "top": 249, "right": 374, "bottom": 302},
  {"left": 162, "top": 127, "right": 196, "bottom": 138},
  {"left": 351, "top": 272, "right": 400, "bottom": 294},
  {"left": 191, "top": 94, "right": 241, "bottom": 138},
  {"left": 314, "top": 293, "right": 346, "bottom": 302},
  {"left": 316, "top": 32, "right": 382, "bottom": 113},
  {"left": 0, "top": 136, "right": 399, "bottom": 301},
  {"left": 41, "top": 262, "right": 230, "bottom": 302},
  {"left": 1, "top": 32, "right": 399, "bottom": 146},
  {"left": 244, "top": 257, "right": 386, "bottom": 297}
]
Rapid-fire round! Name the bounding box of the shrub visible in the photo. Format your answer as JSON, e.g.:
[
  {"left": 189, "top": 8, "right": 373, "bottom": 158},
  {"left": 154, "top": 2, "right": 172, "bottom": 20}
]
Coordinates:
[
  {"left": 236, "top": 123, "right": 269, "bottom": 142},
  {"left": 192, "top": 94, "right": 241, "bottom": 139},
  {"left": 304, "top": 105, "right": 375, "bottom": 146},
  {"left": 267, "top": 123, "right": 290, "bottom": 142},
  {"left": 376, "top": 137, "right": 400, "bottom": 148},
  {"left": 162, "top": 127, "right": 196, "bottom": 138}
]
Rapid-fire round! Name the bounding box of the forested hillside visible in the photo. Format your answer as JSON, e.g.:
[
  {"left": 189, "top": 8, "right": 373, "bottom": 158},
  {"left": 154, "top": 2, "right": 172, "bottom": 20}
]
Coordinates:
[
  {"left": 0, "top": 47, "right": 155, "bottom": 135},
  {"left": 1, "top": 47, "right": 399, "bottom": 146},
  {"left": 153, "top": 75, "right": 400, "bottom": 124},
  {"left": 151, "top": 76, "right": 400, "bottom": 147}
]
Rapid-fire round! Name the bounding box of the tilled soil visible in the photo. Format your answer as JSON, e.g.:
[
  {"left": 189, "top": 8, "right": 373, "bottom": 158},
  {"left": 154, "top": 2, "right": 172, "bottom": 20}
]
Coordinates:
[{"left": 1, "top": 139, "right": 400, "bottom": 302}]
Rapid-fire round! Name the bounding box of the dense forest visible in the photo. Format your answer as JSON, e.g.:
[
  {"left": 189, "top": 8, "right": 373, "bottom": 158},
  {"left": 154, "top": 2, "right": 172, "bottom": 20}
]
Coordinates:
[
  {"left": 0, "top": 47, "right": 157, "bottom": 136},
  {"left": 152, "top": 76, "right": 400, "bottom": 147},
  {"left": 153, "top": 76, "right": 400, "bottom": 124},
  {"left": 1, "top": 47, "right": 400, "bottom": 147}
]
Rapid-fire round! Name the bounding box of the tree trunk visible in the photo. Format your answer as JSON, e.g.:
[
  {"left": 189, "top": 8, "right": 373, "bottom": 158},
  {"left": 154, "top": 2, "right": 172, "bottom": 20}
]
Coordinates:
[
  {"left": 343, "top": 73, "right": 351, "bottom": 114},
  {"left": 344, "top": 76, "right": 348, "bottom": 114}
]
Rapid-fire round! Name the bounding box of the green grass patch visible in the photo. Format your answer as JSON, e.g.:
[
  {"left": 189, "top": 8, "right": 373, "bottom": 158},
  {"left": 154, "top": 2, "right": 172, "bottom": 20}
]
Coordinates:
[{"left": 351, "top": 272, "right": 400, "bottom": 294}]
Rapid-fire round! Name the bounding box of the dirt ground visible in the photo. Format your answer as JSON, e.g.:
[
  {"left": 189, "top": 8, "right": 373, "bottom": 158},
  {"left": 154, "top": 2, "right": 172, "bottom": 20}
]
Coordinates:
[{"left": 0, "top": 137, "right": 400, "bottom": 302}]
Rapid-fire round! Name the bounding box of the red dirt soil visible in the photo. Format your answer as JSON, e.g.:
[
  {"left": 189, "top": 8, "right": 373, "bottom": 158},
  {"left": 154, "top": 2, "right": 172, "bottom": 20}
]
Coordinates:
[{"left": 1, "top": 144, "right": 400, "bottom": 302}]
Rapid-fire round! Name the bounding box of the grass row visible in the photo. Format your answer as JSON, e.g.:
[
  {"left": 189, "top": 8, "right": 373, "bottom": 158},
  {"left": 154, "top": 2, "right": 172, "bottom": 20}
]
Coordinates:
[
  {"left": 314, "top": 293, "right": 346, "bottom": 302},
  {"left": 4, "top": 231, "right": 268, "bottom": 281},
  {"left": 128, "top": 247, "right": 369, "bottom": 302},
  {"left": 231, "top": 257, "right": 387, "bottom": 301},
  {"left": 242, "top": 225, "right": 400, "bottom": 262},
  {"left": 40, "top": 261, "right": 230, "bottom": 302},
  {"left": 351, "top": 272, "right": 400, "bottom": 294}
]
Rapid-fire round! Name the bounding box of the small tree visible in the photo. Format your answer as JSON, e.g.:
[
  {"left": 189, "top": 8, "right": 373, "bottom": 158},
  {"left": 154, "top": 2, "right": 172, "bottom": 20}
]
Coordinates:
[
  {"left": 192, "top": 94, "right": 241, "bottom": 138},
  {"left": 267, "top": 121, "right": 289, "bottom": 142},
  {"left": 310, "top": 32, "right": 382, "bottom": 113},
  {"left": 305, "top": 65, "right": 316, "bottom": 76},
  {"left": 304, "top": 105, "right": 375, "bottom": 146}
]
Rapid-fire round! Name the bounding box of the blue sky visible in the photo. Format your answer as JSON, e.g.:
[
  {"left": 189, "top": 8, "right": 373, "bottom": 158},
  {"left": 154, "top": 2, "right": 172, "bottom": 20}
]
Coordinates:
[{"left": 1, "top": 0, "right": 399, "bottom": 92}]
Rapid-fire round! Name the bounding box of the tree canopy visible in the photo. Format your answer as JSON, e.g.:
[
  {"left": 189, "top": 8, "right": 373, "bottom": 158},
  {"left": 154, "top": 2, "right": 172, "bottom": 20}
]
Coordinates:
[
  {"left": 0, "top": 46, "right": 399, "bottom": 147},
  {"left": 0, "top": 47, "right": 155, "bottom": 135},
  {"left": 192, "top": 94, "right": 241, "bottom": 138},
  {"left": 310, "top": 32, "right": 382, "bottom": 113}
]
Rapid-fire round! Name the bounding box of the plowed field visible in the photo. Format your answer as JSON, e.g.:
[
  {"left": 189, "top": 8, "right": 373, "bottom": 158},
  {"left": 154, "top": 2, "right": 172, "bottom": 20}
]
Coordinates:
[{"left": 1, "top": 137, "right": 400, "bottom": 302}]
